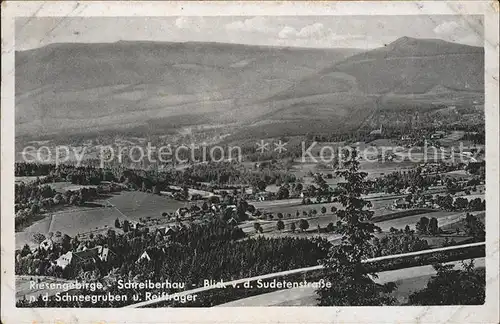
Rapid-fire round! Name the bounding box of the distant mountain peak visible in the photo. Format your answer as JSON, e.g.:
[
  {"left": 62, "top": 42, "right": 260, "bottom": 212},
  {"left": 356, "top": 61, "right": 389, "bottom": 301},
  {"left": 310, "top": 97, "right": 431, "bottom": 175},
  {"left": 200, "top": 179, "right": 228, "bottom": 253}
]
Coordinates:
[
  {"left": 377, "top": 36, "right": 483, "bottom": 58},
  {"left": 390, "top": 36, "right": 415, "bottom": 45},
  {"left": 386, "top": 36, "right": 434, "bottom": 49}
]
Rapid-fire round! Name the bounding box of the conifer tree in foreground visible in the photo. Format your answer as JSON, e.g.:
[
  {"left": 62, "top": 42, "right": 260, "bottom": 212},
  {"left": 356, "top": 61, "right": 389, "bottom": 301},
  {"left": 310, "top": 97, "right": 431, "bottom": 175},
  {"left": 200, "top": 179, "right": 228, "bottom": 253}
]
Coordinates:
[{"left": 317, "top": 149, "right": 396, "bottom": 305}]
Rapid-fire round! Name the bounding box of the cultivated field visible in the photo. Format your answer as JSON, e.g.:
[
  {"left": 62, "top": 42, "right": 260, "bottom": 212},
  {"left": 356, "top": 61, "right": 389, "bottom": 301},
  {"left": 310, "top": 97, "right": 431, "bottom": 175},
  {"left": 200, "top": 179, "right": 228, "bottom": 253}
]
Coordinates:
[
  {"left": 16, "top": 191, "right": 188, "bottom": 249},
  {"left": 16, "top": 207, "right": 123, "bottom": 249},
  {"left": 252, "top": 195, "right": 401, "bottom": 220},
  {"left": 375, "top": 210, "right": 479, "bottom": 232},
  {"left": 289, "top": 158, "right": 417, "bottom": 184},
  {"left": 439, "top": 212, "right": 485, "bottom": 233},
  {"left": 105, "top": 191, "right": 187, "bottom": 218},
  {"left": 47, "top": 181, "right": 98, "bottom": 191},
  {"left": 377, "top": 210, "right": 452, "bottom": 232}
]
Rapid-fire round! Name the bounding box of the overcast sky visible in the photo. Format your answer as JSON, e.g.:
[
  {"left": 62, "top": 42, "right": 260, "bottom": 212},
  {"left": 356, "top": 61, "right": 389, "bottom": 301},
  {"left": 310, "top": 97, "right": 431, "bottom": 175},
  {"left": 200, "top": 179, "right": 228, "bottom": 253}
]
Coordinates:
[{"left": 16, "top": 15, "right": 484, "bottom": 51}]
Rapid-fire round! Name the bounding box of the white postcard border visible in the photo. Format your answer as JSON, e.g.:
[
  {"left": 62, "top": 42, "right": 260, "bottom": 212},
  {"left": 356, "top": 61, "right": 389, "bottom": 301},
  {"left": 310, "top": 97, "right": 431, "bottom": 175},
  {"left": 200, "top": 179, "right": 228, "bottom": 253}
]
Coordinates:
[{"left": 2, "top": 1, "right": 499, "bottom": 323}]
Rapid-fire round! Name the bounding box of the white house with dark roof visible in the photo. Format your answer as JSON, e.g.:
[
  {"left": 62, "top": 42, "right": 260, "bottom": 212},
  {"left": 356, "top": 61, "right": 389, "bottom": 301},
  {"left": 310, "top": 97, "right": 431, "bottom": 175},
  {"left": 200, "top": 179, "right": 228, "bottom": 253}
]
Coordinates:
[
  {"left": 39, "top": 238, "right": 54, "bottom": 251},
  {"left": 55, "top": 245, "right": 112, "bottom": 269},
  {"left": 55, "top": 251, "right": 73, "bottom": 269},
  {"left": 137, "top": 250, "right": 151, "bottom": 262}
]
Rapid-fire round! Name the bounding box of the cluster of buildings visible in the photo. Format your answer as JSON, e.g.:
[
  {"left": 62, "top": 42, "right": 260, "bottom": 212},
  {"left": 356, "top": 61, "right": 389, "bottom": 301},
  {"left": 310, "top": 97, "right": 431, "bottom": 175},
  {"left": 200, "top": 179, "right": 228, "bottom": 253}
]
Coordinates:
[
  {"left": 430, "top": 131, "right": 446, "bottom": 140},
  {"left": 38, "top": 223, "right": 183, "bottom": 270},
  {"left": 38, "top": 237, "right": 113, "bottom": 270},
  {"left": 392, "top": 196, "right": 434, "bottom": 210}
]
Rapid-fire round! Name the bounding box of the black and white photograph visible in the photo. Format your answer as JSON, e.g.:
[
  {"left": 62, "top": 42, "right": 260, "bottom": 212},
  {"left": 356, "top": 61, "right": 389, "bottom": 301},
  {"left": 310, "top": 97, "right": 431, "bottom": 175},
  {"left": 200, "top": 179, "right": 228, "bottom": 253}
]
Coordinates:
[{"left": 1, "top": 1, "right": 499, "bottom": 323}]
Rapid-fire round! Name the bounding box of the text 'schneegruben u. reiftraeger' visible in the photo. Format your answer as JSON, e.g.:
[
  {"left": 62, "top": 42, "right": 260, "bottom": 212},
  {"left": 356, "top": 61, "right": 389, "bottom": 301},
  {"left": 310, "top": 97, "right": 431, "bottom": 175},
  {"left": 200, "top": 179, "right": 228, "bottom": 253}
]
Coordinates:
[{"left": 28, "top": 279, "right": 332, "bottom": 304}]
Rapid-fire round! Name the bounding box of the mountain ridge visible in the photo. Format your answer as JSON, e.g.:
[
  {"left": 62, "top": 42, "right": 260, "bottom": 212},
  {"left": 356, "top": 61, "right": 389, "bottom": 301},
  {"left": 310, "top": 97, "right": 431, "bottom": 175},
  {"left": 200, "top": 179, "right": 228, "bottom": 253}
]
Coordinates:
[{"left": 15, "top": 37, "right": 483, "bottom": 139}]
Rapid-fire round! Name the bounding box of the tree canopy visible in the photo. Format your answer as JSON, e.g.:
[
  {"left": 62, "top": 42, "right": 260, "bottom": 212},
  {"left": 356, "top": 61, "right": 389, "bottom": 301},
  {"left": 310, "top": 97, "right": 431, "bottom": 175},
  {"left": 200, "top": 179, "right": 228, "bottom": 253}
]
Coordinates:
[{"left": 409, "top": 260, "right": 485, "bottom": 305}]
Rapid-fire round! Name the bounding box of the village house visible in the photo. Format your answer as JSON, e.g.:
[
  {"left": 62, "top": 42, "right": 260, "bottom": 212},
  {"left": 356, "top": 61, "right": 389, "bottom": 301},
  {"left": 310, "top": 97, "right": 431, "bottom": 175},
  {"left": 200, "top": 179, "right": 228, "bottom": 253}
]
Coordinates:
[
  {"left": 370, "top": 125, "right": 383, "bottom": 136},
  {"left": 129, "top": 221, "right": 145, "bottom": 230},
  {"left": 245, "top": 187, "right": 256, "bottom": 195},
  {"left": 76, "top": 242, "right": 88, "bottom": 252},
  {"left": 159, "top": 190, "right": 175, "bottom": 198},
  {"left": 98, "top": 181, "right": 127, "bottom": 194},
  {"left": 155, "top": 226, "right": 175, "bottom": 237},
  {"left": 96, "top": 246, "right": 110, "bottom": 262},
  {"left": 403, "top": 186, "right": 415, "bottom": 194},
  {"left": 55, "top": 245, "right": 112, "bottom": 270},
  {"left": 256, "top": 191, "right": 272, "bottom": 201},
  {"left": 430, "top": 131, "right": 446, "bottom": 139},
  {"left": 175, "top": 207, "right": 191, "bottom": 218},
  {"left": 55, "top": 251, "right": 73, "bottom": 269},
  {"left": 210, "top": 204, "right": 220, "bottom": 213},
  {"left": 137, "top": 250, "right": 151, "bottom": 262},
  {"left": 422, "top": 201, "right": 433, "bottom": 208},
  {"left": 225, "top": 205, "right": 237, "bottom": 212},
  {"left": 393, "top": 198, "right": 411, "bottom": 209},
  {"left": 136, "top": 247, "right": 164, "bottom": 263}
]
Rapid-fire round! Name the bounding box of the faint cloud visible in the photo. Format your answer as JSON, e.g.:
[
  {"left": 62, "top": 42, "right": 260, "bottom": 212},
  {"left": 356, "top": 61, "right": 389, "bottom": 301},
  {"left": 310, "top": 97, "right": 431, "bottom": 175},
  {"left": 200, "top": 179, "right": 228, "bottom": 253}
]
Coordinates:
[
  {"left": 277, "top": 22, "right": 370, "bottom": 48},
  {"left": 275, "top": 35, "right": 380, "bottom": 49},
  {"left": 433, "top": 21, "right": 461, "bottom": 35},
  {"left": 278, "top": 26, "right": 297, "bottom": 39},
  {"left": 297, "top": 23, "right": 331, "bottom": 39},
  {"left": 433, "top": 20, "right": 482, "bottom": 46},
  {"left": 225, "top": 17, "right": 277, "bottom": 33},
  {"left": 278, "top": 23, "right": 333, "bottom": 39},
  {"left": 175, "top": 17, "right": 206, "bottom": 31}
]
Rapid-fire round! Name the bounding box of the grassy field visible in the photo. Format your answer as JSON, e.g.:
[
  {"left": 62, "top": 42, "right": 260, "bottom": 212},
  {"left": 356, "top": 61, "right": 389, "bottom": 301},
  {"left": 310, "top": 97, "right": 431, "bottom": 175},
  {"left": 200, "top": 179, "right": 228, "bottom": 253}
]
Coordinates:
[
  {"left": 15, "top": 176, "right": 47, "bottom": 184},
  {"left": 15, "top": 206, "right": 124, "bottom": 249},
  {"left": 376, "top": 210, "right": 463, "bottom": 232},
  {"left": 240, "top": 214, "right": 340, "bottom": 235},
  {"left": 458, "top": 193, "right": 485, "bottom": 200},
  {"left": 47, "top": 181, "right": 98, "bottom": 191},
  {"left": 287, "top": 164, "right": 335, "bottom": 186},
  {"left": 241, "top": 207, "right": 434, "bottom": 239},
  {"left": 247, "top": 197, "right": 480, "bottom": 241},
  {"left": 247, "top": 193, "right": 422, "bottom": 238},
  {"left": 105, "top": 191, "right": 188, "bottom": 219},
  {"left": 419, "top": 235, "right": 473, "bottom": 248},
  {"left": 439, "top": 212, "right": 485, "bottom": 233},
  {"left": 359, "top": 160, "right": 417, "bottom": 179},
  {"left": 254, "top": 199, "right": 337, "bottom": 216},
  {"left": 289, "top": 159, "right": 418, "bottom": 184},
  {"left": 252, "top": 196, "right": 398, "bottom": 221},
  {"left": 16, "top": 191, "right": 189, "bottom": 249},
  {"left": 443, "top": 170, "right": 475, "bottom": 179}
]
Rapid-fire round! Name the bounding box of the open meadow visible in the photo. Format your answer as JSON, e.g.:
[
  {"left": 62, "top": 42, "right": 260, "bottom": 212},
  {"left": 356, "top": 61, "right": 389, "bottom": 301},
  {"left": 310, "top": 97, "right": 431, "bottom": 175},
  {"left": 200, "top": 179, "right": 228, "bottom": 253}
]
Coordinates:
[
  {"left": 15, "top": 191, "right": 188, "bottom": 249},
  {"left": 376, "top": 210, "right": 460, "bottom": 232}
]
